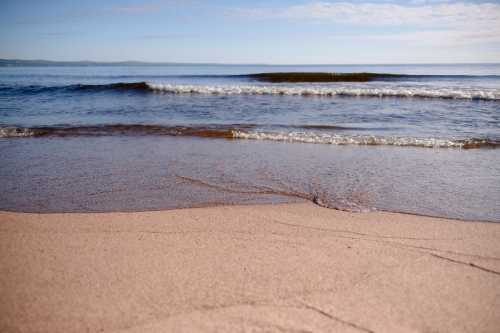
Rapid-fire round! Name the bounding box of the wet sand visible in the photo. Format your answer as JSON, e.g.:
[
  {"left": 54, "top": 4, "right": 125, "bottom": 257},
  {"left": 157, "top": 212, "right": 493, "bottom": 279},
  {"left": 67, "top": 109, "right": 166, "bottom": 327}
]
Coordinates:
[{"left": 1, "top": 203, "right": 499, "bottom": 332}]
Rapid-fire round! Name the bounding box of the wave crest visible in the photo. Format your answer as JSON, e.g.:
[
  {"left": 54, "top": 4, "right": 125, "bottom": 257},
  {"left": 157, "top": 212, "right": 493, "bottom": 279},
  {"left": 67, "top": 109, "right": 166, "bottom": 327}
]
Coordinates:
[
  {"left": 4, "top": 82, "right": 499, "bottom": 101},
  {"left": 0, "top": 124, "right": 237, "bottom": 139},
  {"left": 1, "top": 124, "right": 498, "bottom": 149},
  {"left": 233, "top": 131, "right": 499, "bottom": 149},
  {"left": 0, "top": 127, "right": 36, "bottom": 137},
  {"left": 146, "top": 83, "right": 500, "bottom": 101}
]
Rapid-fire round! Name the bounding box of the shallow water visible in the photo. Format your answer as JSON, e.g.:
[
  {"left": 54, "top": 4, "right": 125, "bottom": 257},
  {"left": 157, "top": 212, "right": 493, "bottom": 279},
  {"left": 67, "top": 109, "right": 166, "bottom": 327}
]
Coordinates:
[
  {"left": 1, "top": 136, "right": 499, "bottom": 221},
  {"left": 0, "top": 64, "right": 499, "bottom": 221}
]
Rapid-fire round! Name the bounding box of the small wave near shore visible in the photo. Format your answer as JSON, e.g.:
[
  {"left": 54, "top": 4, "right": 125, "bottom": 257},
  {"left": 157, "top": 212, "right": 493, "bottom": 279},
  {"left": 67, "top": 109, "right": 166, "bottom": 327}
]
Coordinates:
[{"left": 1, "top": 124, "right": 498, "bottom": 149}]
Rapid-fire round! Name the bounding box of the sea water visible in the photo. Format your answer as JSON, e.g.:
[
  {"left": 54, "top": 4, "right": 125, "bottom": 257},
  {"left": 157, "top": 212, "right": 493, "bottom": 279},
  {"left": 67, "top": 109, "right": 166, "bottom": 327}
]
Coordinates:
[{"left": 0, "top": 64, "right": 499, "bottom": 221}]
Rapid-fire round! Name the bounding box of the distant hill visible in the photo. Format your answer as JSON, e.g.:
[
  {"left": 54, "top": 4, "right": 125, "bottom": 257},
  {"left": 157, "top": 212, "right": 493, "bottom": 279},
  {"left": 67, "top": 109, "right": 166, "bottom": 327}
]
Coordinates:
[
  {"left": 0, "top": 59, "right": 229, "bottom": 67},
  {"left": 2, "top": 59, "right": 496, "bottom": 67}
]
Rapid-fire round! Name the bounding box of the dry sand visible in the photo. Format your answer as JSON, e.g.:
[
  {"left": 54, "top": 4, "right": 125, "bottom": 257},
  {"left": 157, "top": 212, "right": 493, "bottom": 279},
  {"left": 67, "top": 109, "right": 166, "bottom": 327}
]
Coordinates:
[{"left": 1, "top": 203, "right": 499, "bottom": 332}]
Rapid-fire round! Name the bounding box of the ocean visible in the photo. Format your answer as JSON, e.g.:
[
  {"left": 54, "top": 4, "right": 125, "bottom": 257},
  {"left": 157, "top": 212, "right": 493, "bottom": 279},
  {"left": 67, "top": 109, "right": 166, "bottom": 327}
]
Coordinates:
[{"left": 0, "top": 63, "right": 499, "bottom": 221}]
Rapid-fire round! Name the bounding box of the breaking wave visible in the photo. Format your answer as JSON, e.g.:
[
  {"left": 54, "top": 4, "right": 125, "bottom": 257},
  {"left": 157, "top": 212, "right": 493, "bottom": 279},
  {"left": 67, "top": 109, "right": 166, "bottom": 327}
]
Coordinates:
[
  {"left": 3, "top": 81, "right": 499, "bottom": 101},
  {"left": 232, "top": 131, "right": 499, "bottom": 149},
  {"left": 0, "top": 124, "right": 237, "bottom": 139},
  {"left": 1, "top": 124, "right": 498, "bottom": 149},
  {"left": 146, "top": 83, "right": 500, "bottom": 101}
]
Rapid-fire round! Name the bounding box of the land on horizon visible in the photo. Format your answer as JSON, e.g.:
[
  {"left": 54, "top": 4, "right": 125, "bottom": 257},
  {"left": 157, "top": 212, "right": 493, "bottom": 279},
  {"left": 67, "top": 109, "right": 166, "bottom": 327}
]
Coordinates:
[{"left": 1, "top": 59, "right": 499, "bottom": 67}]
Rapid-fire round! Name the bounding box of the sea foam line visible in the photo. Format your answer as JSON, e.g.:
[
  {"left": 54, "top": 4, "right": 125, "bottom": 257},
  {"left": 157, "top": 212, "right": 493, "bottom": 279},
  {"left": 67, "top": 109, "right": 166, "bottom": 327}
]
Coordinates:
[
  {"left": 1, "top": 125, "right": 497, "bottom": 149},
  {"left": 146, "top": 83, "right": 500, "bottom": 101},
  {"left": 232, "top": 131, "right": 494, "bottom": 149},
  {"left": 0, "top": 127, "right": 35, "bottom": 138}
]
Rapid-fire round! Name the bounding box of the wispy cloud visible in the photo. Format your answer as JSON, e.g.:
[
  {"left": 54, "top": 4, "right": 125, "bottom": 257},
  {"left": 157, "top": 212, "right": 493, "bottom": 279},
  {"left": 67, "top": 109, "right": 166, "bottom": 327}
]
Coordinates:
[
  {"left": 14, "top": 0, "right": 189, "bottom": 24},
  {"left": 367, "top": 29, "right": 500, "bottom": 46},
  {"left": 409, "top": 0, "right": 453, "bottom": 4},
  {"left": 230, "top": 1, "right": 500, "bottom": 48},
  {"left": 328, "top": 29, "right": 500, "bottom": 47},
  {"left": 38, "top": 32, "right": 85, "bottom": 38},
  {"left": 111, "top": 0, "right": 199, "bottom": 14},
  {"left": 230, "top": 1, "right": 500, "bottom": 28},
  {"left": 111, "top": 2, "right": 163, "bottom": 14},
  {"left": 140, "top": 33, "right": 197, "bottom": 39}
]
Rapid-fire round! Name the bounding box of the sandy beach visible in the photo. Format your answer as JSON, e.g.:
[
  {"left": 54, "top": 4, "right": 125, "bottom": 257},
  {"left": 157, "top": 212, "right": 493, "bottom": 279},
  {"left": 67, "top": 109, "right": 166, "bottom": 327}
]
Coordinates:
[{"left": 1, "top": 203, "right": 499, "bottom": 332}]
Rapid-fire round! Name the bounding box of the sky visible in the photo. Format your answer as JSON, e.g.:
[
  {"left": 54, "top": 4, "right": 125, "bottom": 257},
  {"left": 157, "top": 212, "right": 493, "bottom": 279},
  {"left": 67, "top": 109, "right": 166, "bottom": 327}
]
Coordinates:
[{"left": 1, "top": 0, "right": 499, "bottom": 64}]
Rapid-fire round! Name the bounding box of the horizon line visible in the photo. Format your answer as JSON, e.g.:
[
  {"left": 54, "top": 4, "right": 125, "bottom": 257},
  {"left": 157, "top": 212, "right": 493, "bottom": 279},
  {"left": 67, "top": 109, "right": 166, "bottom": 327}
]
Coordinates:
[{"left": 1, "top": 58, "right": 500, "bottom": 66}]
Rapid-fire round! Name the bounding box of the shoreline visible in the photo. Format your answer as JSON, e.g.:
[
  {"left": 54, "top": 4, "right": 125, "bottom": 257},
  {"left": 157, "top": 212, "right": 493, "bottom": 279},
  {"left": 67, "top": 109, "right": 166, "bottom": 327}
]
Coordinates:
[
  {"left": 1, "top": 202, "right": 499, "bottom": 332},
  {"left": 1, "top": 200, "right": 498, "bottom": 224}
]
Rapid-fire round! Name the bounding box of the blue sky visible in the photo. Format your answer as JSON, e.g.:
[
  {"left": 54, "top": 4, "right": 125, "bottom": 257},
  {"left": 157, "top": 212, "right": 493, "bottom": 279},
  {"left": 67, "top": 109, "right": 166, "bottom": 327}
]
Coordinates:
[{"left": 1, "top": 0, "right": 499, "bottom": 64}]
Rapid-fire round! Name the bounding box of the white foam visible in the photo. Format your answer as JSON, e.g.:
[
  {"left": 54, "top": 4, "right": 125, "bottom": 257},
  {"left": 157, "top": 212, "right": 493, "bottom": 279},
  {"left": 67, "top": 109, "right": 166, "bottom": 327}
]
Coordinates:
[
  {"left": 0, "top": 127, "right": 35, "bottom": 138},
  {"left": 1, "top": 125, "right": 494, "bottom": 149},
  {"left": 233, "top": 131, "right": 470, "bottom": 148},
  {"left": 146, "top": 83, "right": 500, "bottom": 101}
]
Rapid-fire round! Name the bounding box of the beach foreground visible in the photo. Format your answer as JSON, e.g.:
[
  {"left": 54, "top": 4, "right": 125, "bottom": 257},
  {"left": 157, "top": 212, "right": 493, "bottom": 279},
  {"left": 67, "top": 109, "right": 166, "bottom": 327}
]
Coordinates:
[{"left": 1, "top": 203, "right": 499, "bottom": 332}]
